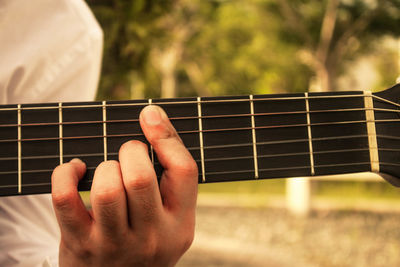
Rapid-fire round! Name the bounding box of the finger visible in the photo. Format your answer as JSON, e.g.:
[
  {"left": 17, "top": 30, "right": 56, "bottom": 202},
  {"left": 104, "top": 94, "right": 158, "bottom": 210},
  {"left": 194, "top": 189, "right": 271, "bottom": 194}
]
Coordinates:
[
  {"left": 119, "top": 140, "right": 163, "bottom": 231},
  {"left": 51, "top": 158, "right": 91, "bottom": 239},
  {"left": 90, "top": 160, "right": 128, "bottom": 237},
  {"left": 139, "top": 105, "right": 198, "bottom": 214}
]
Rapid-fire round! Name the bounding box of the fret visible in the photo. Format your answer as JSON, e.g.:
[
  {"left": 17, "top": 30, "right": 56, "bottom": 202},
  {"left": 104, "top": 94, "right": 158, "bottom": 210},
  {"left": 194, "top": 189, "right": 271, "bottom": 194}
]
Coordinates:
[
  {"left": 197, "top": 97, "right": 206, "bottom": 182},
  {"left": 153, "top": 97, "right": 199, "bottom": 181},
  {"left": 201, "top": 95, "right": 254, "bottom": 182},
  {"left": 254, "top": 94, "right": 311, "bottom": 178},
  {"left": 363, "top": 91, "right": 379, "bottom": 172},
  {"left": 148, "top": 99, "right": 155, "bottom": 164},
  {"left": 304, "top": 93, "right": 315, "bottom": 176},
  {"left": 17, "top": 104, "right": 22, "bottom": 194},
  {"left": 63, "top": 102, "right": 103, "bottom": 190},
  {"left": 308, "top": 91, "right": 370, "bottom": 175},
  {"left": 106, "top": 99, "right": 148, "bottom": 163},
  {"left": 249, "top": 95, "right": 259, "bottom": 179},
  {"left": 58, "top": 103, "right": 63, "bottom": 164},
  {"left": 20, "top": 103, "right": 59, "bottom": 194},
  {"left": 0, "top": 105, "right": 18, "bottom": 195},
  {"left": 102, "top": 101, "right": 108, "bottom": 161}
]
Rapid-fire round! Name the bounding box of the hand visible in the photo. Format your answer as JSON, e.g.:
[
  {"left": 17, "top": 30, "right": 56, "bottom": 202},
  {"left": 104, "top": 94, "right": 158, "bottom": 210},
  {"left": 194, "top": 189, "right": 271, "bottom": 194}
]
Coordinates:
[{"left": 51, "top": 105, "right": 198, "bottom": 267}]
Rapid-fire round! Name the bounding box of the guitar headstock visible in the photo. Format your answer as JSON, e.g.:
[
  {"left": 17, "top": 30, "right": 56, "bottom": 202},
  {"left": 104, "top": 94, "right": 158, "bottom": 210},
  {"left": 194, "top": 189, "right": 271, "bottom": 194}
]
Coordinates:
[{"left": 373, "top": 83, "right": 400, "bottom": 186}]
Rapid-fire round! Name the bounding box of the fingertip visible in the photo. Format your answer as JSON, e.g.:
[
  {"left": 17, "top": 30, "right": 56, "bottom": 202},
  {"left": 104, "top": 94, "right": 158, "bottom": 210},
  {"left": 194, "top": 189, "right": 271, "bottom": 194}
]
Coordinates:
[
  {"left": 69, "top": 158, "right": 87, "bottom": 176},
  {"left": 140, "top": 105, "right": 163, "bottom": 126},
  {"left": 70, "top": 158, "right": 84, "bottom": 164},
  {"left": 139, "top": 105, "right": 177, "bottom": 144}
]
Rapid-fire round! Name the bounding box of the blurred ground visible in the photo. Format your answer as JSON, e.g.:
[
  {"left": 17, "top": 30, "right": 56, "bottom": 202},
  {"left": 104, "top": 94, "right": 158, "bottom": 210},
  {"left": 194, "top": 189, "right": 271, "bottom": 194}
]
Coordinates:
[{"left": 178, "top": 204, "right": 400, "bottom": 267}]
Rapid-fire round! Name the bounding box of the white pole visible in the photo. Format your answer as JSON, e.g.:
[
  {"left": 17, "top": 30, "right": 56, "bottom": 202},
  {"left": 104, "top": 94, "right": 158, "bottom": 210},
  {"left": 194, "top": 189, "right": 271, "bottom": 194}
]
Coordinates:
[{"left": 286, "top": 178, "right": 311, "bottom": 216}]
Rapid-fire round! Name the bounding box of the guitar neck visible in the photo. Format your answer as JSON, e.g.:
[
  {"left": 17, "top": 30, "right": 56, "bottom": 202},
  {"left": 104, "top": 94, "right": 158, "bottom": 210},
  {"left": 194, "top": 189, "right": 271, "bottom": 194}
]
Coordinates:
[{"left": 0, "top": 90, "right": 381, "bottom": 196}]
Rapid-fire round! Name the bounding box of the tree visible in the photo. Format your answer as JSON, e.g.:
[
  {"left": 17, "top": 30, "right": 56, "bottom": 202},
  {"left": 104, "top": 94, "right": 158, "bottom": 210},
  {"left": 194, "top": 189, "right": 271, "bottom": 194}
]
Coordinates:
[{"left": 271, "top": 0, "right": 400, "bottom": 92}]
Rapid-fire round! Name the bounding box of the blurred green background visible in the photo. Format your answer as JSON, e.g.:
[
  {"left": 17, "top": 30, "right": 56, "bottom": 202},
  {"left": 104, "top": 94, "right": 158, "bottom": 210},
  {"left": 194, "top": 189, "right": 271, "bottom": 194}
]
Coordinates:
[
  {"left": 88, "top": 0, "right": 400, "bottom": 101},
  {"left": 85, "top": 1, "right": 400, "bottom": 266}
]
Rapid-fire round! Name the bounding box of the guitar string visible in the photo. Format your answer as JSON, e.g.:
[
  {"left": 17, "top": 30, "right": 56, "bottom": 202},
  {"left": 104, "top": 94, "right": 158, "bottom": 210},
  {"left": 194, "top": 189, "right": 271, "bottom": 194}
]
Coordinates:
[
  {"left": 2, "top": 138, "right": 400, "bottom": 163},
  {"left": 1, "top": 106, "right": 400, "bottom": 129},
  {"left": 0, "top": 117, "right": 400, "bottom": 144},
  {"left": 7, "top": 162, "right": 400, "bottom": 192},
  {"left": 2, "top": 161, "right": 399, "bottom": 189},
  {"left": 0, "top": 94, "right": 369, "bottom": 112},
  {"left": 0, "top": 134, "right": 367, "bottom": 161},
  {"left": 0, "top": 160, "right": 385, "bottom": 177},
  {"left": 0, "top": 147, "right": 373, "bottom": 163},
  {"left": 2, "top": 134, "right": 398, "bottom": 175},
  {"left": 372, "top": 95, "right": 400, "bottom": 108},
  {"left": 0, "top": 159, "right": 396, "bottom": 191}
]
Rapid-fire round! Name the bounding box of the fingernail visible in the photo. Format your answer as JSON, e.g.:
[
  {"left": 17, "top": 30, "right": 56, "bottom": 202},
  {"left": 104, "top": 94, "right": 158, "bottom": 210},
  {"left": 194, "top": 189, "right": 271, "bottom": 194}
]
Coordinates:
[
  {"left": 142, "top": 105, "right": 162, "bottom": 126},
  {"left": 70, "top": 158, "right": 83, "bottom": 164}
]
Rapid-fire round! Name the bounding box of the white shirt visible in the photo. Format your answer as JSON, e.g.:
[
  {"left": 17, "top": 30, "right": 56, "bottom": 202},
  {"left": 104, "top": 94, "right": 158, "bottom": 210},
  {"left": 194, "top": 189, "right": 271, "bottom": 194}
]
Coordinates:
[{"left": 0, "top": 0, "right": 103, "bottom": 266}]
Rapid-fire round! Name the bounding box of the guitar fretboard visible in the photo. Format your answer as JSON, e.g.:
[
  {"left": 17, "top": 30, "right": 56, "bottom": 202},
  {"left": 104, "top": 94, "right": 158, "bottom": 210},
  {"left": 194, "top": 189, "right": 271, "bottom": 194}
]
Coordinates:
[{"left": 0, "top": 91, "right": 383, "bottom": 196}]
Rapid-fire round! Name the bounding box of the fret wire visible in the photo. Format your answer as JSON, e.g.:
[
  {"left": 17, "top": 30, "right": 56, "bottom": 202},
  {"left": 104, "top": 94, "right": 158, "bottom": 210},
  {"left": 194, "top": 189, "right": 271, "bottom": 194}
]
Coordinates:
[
  {"left": 0, "top": 119, "right": 384, "bottom": 143},
  {"left": 197, "top": 96, "right": 206, "bottom": 182},
  {"left": 59, "top": 103, "right": 63, "bottom": 164},
  {"left": 0, "top": 94, "right": 367, "bottom": 112},
  {"left": 148, "top": 99, "right": 154, "bottom": 165},
  {"left": 17, "top": 104, "right": 22, "bottom": 194},
  {"left": 304, "top": 92, "right": 315, "bottom": 175},
  {"left": 0, "top": 160, "right": 380, "bottom": 177},
  {"left": 249, "top": 95, "right": 259, "bottom": 179},
  {"left": 0, "top": 107, "right": 383, "bottom": 128},
  {"left": 102, "top": 101, "right": 107, "bottom": 161}
]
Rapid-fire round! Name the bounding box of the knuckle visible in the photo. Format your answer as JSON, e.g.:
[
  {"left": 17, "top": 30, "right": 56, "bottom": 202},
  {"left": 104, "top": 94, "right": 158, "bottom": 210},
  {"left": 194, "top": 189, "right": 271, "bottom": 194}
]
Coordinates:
[
  {"left": 140, "top": 232, "right": 158, "bottom": 259},
  {"left": 180, "top": 216, "right": 196, "bottom": 253},
  {"left": 152, "top": 125, "right": 175, "bottom": 142},
  {"left": 61, "top": 238, "right": 92, "bottom": 258},
  {"left": 52, "top": 190, "right": 75, "bottom": 211},
  {"left": 125, "top": 171, "right": 155, "bottom": 191},
  {"left": 181, "top": 231, "right": 195, "bottom": 253},
  {"left": 92, "top": 161, "right": 122, "bottom": 206},
  {"left": 99, "top": 238, "right": 121, "bottom": 255},
  {"left": 92, "top": 188, "right": 121, "bottom": 207},
  {"left": 174, "top": 158, "right": 198, "bottom": 178}
]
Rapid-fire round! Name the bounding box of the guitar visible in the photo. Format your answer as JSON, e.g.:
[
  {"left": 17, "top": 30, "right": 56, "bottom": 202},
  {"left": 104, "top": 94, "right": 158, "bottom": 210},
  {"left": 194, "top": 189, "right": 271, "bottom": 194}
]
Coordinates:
[{"left": 1, "top": 84, "right": 400, "bottom": 197}]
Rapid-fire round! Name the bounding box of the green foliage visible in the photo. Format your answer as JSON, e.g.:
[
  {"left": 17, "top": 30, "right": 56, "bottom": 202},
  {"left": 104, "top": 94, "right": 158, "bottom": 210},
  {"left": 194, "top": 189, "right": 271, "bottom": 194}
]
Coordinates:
[
  {"left": 87, "top": 0, "right": 312, "bottom": 100},
  {"left": 87, "top": 0, "right": 175, "bottom": 100}
]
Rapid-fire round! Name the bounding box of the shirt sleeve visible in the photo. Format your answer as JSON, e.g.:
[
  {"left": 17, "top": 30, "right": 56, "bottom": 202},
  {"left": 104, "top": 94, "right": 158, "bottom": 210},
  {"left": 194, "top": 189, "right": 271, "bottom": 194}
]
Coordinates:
[{"left": 0, "top": 0, "right": 103, "bottom": 266}]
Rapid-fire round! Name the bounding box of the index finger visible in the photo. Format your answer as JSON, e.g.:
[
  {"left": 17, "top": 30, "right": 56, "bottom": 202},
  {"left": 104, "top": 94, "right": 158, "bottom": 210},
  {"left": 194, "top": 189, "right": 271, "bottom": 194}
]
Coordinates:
[{"left": 139, "top": 105, "right": 198, "bottom": 213}]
